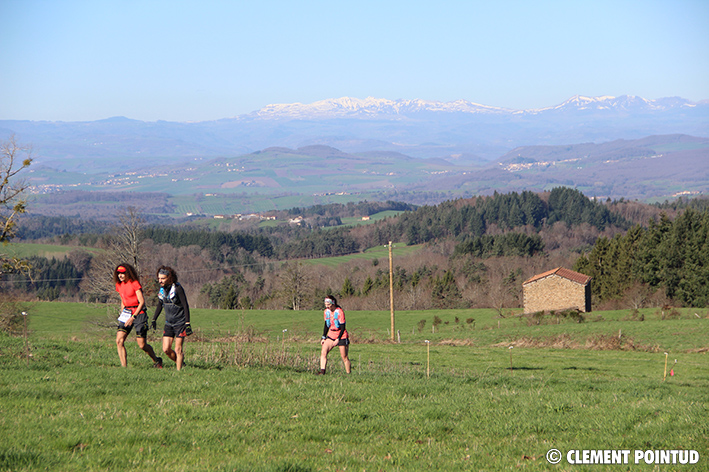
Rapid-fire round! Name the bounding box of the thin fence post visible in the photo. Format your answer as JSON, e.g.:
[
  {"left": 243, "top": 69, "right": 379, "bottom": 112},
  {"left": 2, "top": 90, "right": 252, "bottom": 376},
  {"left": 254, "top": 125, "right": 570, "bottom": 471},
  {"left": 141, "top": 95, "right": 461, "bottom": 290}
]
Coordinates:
[
  {"left": 663, "top": 352, "right": 668, "bottom": 382},
  {"left": 509, "top": 346, "right": 514, "bottom": 374},
  {"left": 22, "top": 311, "right": 29, "bottom": 367}
]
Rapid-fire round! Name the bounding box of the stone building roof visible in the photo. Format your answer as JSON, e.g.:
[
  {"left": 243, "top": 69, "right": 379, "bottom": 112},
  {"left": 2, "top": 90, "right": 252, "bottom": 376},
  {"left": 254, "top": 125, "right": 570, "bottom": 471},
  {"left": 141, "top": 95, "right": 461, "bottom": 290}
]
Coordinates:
[{"left": 523, "top": 267, "right": 592, "bottom": 286}]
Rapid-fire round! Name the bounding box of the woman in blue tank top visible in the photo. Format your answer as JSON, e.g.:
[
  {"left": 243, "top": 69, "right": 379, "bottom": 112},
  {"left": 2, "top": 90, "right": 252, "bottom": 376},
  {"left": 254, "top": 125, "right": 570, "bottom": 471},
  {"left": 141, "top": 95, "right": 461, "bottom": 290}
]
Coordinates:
[{"left": 316, "top": 295, "right": 351, "bottom": 375}]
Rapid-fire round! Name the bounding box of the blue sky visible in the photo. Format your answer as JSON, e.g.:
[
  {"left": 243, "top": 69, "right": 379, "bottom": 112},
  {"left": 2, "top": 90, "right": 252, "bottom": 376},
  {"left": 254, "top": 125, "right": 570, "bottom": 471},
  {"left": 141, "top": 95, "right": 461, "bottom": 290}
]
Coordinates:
[{"left": 1, "top": 0, "right": 707, "bottom": 122}]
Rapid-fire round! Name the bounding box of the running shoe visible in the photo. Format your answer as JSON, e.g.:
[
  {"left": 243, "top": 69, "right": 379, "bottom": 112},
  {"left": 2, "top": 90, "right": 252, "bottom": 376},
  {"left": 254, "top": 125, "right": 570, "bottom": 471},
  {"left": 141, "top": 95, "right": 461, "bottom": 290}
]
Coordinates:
[{"left": 153, "top": 357, "right": 163, "bottom": 368}]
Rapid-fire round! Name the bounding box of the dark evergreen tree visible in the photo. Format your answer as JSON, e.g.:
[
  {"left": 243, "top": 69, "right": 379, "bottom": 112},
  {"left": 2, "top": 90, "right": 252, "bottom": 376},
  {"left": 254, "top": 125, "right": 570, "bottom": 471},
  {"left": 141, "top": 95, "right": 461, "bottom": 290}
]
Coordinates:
[
  {"left": 430, "top": 270, "right": 464, "bottom": 308},
  {"left": 342, "top": 277, "right": 355, "bottom": 296}
]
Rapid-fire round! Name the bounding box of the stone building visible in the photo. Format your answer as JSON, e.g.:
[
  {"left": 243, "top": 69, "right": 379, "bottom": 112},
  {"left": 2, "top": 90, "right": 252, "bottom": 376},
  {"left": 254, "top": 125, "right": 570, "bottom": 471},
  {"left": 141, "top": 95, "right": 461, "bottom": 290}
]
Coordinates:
[{"left": 522, "top": 267, "right": 592, "bottom": 314}]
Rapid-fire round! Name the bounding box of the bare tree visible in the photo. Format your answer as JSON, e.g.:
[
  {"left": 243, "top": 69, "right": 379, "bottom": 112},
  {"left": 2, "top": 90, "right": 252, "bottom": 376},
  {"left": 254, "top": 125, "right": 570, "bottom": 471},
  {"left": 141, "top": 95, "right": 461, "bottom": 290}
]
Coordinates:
[
  {"left": 485, "top": 258, "right": 523, "bottom": 317},
  {"left": 83, "top": 206, "right": 147, "bottom": 301},
  {"left": 1, "top": 135, "right": 33, "bottom": 278},
  {"left": 403, "top": 283, "right": 427, "bottom": 310},
  {"left": 623, "top": 281, "right": 653, "bottom": 310},
  {"left": 115, "top": 206, "right": 145, "bottom": 275},
  {"left": 279, "top": 261, "right": 311, "bottom": 310},
  {"left": 0, "top": 135, "right": 33, "bottom": 333}
]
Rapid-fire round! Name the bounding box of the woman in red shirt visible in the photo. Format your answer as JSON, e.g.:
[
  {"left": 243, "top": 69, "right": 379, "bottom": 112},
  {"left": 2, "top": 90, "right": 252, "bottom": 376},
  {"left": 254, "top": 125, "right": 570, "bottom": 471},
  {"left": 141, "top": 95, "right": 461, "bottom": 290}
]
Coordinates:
[{"left": 114, "top": 263, "right": 162, "bottom": 368}]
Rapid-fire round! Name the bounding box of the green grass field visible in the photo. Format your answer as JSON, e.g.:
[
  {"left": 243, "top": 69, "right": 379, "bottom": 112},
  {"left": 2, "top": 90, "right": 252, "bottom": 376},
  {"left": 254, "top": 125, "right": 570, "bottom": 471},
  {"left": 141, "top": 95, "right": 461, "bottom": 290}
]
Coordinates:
[
  {"left": 2, "top": 242, "right": 103, "bottom": 259},
  {"left": 300, "top": 243, "right": 421, "bottom": 269},
  {"left": 169, "top": 192, "right": 384, "bottom": 217},
  {"left": 338, "top": 210, "right": 404, "bottom": 227},
  {"left": 1, "top": 302, "right": 707, "bottom": 471}
]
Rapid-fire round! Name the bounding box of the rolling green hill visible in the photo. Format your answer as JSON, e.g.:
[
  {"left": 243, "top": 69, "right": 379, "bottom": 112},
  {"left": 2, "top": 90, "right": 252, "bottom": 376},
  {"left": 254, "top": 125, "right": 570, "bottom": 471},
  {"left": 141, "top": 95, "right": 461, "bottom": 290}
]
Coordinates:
[{"left": 30, "top": 146, "right": 464, "bottom": 198}]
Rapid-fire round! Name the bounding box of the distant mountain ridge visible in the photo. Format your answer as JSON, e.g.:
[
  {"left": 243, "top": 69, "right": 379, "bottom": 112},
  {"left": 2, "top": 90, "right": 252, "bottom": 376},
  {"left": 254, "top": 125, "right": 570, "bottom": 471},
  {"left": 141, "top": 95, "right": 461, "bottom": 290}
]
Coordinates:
[{"left": 1, "top": 95, "right": 707, "bottom": 167}]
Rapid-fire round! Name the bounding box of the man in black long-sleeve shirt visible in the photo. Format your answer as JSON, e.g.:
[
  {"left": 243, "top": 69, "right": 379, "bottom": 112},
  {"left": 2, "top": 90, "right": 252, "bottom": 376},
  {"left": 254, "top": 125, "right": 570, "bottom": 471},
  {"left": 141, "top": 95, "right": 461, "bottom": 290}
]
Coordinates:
[{"left": 151, "top": 266, "right": 191, "bottom": 370}]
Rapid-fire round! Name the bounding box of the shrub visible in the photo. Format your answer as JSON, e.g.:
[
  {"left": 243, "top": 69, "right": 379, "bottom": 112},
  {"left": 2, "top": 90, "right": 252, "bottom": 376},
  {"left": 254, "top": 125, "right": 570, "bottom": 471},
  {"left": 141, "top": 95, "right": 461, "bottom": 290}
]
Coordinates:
[
  {"left": 417, "top": 319, "right": 426, "bottom": 333},
  {"left": 0, "top": 300, "right": 24, "bottom": 335}
]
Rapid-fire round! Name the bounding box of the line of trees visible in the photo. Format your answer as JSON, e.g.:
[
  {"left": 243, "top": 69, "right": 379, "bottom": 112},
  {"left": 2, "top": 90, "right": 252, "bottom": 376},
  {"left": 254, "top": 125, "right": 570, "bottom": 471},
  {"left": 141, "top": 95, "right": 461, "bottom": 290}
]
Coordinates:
[
  {"left": 16, "top": 215, "right": 110, "bottom": 240},
  {"left": 142, "top": 227, "right": 274, "bottom": 260},
  {"left": 574, "top": 208, "right": 709, "bottom": 308},
  {"left": 285, "top": 200, "right": 415, "bottom": 218},
  {"left": 453, "top": 233, "right": 545, "bottom": 258},
  {"left": 5, "top": 256, "right": 83, "bottom": 300}
]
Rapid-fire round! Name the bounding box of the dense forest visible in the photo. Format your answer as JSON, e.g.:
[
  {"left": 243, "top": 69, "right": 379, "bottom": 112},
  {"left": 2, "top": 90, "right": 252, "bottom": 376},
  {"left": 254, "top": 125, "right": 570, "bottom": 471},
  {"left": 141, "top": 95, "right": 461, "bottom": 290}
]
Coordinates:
[
  {"left": 368, "top": 188, "right": 628, "bottom": 247},
  {"left": 574, "top": 208, "right": 709, "bottom": 307},
  {"left": 4, "top": 188, "right": 709, "bottom": 311}
]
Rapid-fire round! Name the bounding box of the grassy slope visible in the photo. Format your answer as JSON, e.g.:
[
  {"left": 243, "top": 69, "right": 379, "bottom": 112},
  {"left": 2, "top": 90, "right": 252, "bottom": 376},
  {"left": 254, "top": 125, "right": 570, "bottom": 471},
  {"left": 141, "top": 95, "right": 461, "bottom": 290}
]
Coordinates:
[
  {"left": 1, "top": 304, "right": 708, "bottom": 471},
  {"left": 1, "top": 242, "right": 103, "bottom": 259},
  {"left": 299, "top": 243, "right": 421, "bottom": 269}
]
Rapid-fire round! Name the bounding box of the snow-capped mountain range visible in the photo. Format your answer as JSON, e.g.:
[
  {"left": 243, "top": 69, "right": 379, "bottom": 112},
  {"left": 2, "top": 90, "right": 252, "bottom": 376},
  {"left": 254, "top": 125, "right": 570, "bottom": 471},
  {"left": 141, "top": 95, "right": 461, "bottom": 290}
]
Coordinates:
[
  {"left": 1, "top": 95, "right": 707, "bottom": 166},
  {"left": 251, "top": 95, "right": 701, "bottom": 119},
  {"left": 253, "top": 96, "right": 510, "bottom": 118}
]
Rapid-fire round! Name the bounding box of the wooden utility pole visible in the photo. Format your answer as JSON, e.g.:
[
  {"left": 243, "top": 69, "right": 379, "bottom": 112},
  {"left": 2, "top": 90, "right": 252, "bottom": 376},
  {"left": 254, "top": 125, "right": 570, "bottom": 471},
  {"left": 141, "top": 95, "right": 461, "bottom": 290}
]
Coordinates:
[{"left": 388, "top": 241, "right": 395, "bottom": 342}]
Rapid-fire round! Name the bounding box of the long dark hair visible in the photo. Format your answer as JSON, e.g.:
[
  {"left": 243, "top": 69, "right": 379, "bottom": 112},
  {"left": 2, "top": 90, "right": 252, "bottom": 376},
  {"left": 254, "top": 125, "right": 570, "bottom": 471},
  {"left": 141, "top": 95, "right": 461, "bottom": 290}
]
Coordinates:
[
  {"left": 156, "top": 265, "right": 178, "bottom": 286},
  {"left": 113, "top": 263, "right": 139, "bottom": 284}
]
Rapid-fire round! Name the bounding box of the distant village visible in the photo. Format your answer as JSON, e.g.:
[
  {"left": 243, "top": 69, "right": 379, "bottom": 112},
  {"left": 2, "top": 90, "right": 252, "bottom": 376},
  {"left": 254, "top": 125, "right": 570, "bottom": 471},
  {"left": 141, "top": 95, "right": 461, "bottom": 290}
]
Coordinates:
[
  {"left": 207, "top": 212, "right": 276, "bottom": 221},
  {"left": 203, "top": 212, "right": 371, "bottom": 225}
]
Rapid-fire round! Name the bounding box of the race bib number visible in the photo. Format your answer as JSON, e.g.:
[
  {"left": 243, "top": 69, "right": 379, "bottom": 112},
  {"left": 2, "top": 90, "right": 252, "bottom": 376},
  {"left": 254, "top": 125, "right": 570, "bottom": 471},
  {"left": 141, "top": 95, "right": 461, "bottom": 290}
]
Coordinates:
[{"left": 117, "top": 308, "right": 132, "bottom": 323}]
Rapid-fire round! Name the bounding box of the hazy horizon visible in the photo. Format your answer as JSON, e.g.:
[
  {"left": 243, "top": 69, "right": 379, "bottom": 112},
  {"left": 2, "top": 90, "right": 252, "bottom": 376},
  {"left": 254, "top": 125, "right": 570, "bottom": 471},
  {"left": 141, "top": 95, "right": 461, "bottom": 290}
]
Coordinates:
[{"left": 2, "top": 0, "right": 708, "bottom": 122}]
